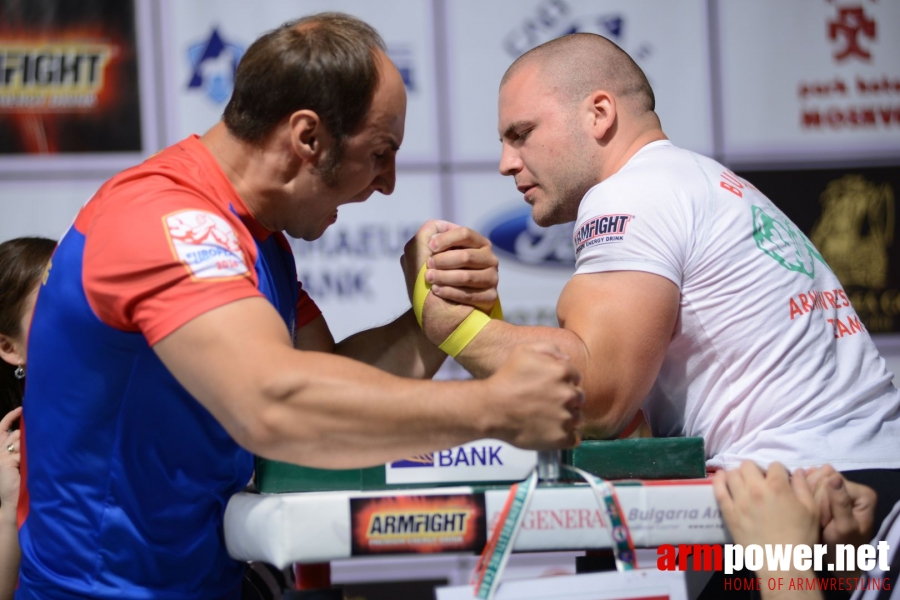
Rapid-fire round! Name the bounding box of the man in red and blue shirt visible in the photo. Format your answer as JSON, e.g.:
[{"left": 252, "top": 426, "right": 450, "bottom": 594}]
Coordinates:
[{"left": 17, "top": 14, "right": 584, "bottom": 599}]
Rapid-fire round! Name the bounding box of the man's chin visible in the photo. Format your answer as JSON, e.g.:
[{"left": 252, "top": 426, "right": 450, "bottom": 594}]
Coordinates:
[
  {"left": 284, "top": 225, "right": 327, "bottom": 242},
  {"left": 530, "top": 205, "right": 561, "bottom": 228},
  {"left": 304, "top": 228, "right": 328, "bottom": 242},
  {"left": 530, "top": 197, "right": 579, "bottom": 227}
]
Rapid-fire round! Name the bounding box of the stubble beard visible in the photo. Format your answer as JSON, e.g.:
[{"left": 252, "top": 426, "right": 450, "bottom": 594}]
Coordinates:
[
  {"left": 311, "top": 139, "right": 346, "bottom": 189},
  {"left": 532, "top": 120, "right": 598, "bottom": 226},
  {"left": 284, "top": 142, "right": 346, "bottom": 242},
  {"left": 532, "top": 171, "right": 593, "bottom": 227}
]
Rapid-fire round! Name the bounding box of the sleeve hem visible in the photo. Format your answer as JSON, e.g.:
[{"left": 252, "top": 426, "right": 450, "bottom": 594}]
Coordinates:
[
  {"left": 296, "top": 305, "right": 322, "bottom": 330},
  {"left": 144, "top": 288, "right": 264, "bottom": 346},
  {"left": 575, "top": 260, "right": 682, "bottom": 289}
]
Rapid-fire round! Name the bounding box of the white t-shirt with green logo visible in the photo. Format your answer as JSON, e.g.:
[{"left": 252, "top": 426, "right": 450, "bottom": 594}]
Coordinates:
[{"left": 574, "top": 140, "right": 900, "bottom": 470}]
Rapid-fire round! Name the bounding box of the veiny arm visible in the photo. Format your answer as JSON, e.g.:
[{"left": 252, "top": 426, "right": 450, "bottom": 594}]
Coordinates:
[
  {"left": 153, "top": 297, "right": 584, "bottom": 468},
  {"left": 445, "top": 270, "right": 679, "bottom": 438}
]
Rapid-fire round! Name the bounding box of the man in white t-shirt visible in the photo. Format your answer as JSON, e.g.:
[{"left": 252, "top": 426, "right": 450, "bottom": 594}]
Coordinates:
[{"left": 416, "top": 32, "right": 900, "bottom": 528}]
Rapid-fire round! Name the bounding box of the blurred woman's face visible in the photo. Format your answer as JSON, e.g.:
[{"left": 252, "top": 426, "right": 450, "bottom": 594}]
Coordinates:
[{"left": 1, "top": 284, "right": 39, "bottom": 367}]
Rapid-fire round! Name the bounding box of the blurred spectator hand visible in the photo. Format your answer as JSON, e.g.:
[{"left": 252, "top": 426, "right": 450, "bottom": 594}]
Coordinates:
[
  {"left": 713, "top": 461, "right": 820, "bottom": 550},
  {"left": 804, "top": 465, "right": 876, "bottom": 550},
  {"left": 0, "top": 407, "right": 22, "bottom": 510}
]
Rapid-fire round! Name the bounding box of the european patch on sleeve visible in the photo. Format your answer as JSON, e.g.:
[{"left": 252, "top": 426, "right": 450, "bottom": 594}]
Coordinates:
[{"left": 164, "top": 210, "right": 249, "bottom": 280}]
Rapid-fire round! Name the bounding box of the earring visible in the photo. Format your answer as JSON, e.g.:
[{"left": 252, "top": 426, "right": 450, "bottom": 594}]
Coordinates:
[{"left": 14, "top": 365, "right": 24, "bottom": 380}]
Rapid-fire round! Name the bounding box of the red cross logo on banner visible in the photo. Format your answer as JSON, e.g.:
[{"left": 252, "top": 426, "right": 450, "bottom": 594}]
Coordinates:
[{"left": 828, "top": 6, "right": 877, "bottom": 61}]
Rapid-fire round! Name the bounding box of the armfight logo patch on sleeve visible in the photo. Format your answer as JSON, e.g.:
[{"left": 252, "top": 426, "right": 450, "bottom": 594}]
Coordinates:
[
  {"left": 164, "top": 210, "right": 250, "bottom": 280},
  {"left": 574, "top": 213, "right": 632, "bottom": 254}
]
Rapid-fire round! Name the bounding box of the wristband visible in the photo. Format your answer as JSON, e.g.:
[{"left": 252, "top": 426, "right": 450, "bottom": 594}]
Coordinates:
[{"left": 413, "top": 263, "right": 503, "bottom": 357}]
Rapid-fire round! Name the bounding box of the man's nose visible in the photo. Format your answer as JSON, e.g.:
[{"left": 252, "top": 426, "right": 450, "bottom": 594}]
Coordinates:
[
  {"left": 373, "top": 155, "right": 397, "bottom": 195},
  {"left": 499, "top": 143, "right": 523, "bottom": 177}
]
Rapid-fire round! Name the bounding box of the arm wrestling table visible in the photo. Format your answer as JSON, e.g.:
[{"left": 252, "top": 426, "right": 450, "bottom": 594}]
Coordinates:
[
  {"left": 223, "top": 478, "right": 726, "bottom": 593},
  {"left": 224, "top": 438, "right": 722, "bottom": 595}
]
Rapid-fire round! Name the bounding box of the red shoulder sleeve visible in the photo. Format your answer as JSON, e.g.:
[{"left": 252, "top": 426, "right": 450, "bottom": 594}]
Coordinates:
[
  {"left": 81, "top": 182, "right": 263, "bottom": 345},
  {"left": 296, "top": 281, "right": 322, "bottom": 329}
]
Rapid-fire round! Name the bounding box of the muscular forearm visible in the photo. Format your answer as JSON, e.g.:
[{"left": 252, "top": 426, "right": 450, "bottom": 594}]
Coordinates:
[
  {"left": 457, "top": 321, "right": 639, "bottom": 437},
  {"left": 334, "top": 309, "right": 446, "bottom": 378},
  {"left": 157, "top": 300, "right": 484, "bottom": 468},
  {"left": 0, "top": 506, "right": 20, "bottom": 600},
  {"left": 156, "top": 298, "right": 584, "bottom": 470},
  {"left": 456, "top": 321, "right": 579, "bottom": 378},
  {"left": 438, "top": 273, "right": 678, "bottom": 438},
  {"left": 156, "top": 303, "right": 475, "bottom": 468},
  {"left": 242, "top": 349, "right": 500, "bottom": 468}
]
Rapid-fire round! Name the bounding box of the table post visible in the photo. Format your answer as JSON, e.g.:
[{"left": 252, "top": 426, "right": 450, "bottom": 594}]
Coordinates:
[{"left": 285, "top": 563, "right": 342, "bottom": 599}]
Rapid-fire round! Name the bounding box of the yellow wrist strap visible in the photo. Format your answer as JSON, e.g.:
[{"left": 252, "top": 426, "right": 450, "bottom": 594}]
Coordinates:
[
  {"left": 413, "top": 263, "right": 430, "bottom": 329},
  {"left": 413, "top": 263, "right": 503, "bottom": 357}
]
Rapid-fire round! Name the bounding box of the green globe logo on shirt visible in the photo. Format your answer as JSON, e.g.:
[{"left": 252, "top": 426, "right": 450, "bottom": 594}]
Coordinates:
[{"left": 752, "top": 205, "right": 829, "bottom": 279}]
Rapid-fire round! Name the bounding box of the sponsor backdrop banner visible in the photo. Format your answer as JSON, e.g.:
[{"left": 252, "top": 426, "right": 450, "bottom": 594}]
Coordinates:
[
  {"left": 719, "top": 0, "right": 900, "bottom": 165},
  {"left": 444, "top": 0, "right": 714, "bottom": 163},
  {"left": 0, "top": 0, "right": 157, "bottom": 171},
  {"left": 350, "top": 494, "right": 487, "bottom": 556},
  {"left": 741, "top": 166, "right": 900, "bottom": 334},
  {"left": 159, "top": 0, "right": 439, "bottom": 165}
]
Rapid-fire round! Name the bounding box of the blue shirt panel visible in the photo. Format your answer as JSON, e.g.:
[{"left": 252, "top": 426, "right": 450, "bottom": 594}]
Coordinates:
[{"left": 17, "top": 223, "right": 298, "bottom": 599}]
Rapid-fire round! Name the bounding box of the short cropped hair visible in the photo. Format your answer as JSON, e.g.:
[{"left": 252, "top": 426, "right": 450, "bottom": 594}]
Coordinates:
[
  {"left": 502, "top": 33, "right": 655, "bottom": 113},
  {"left": 223, "top": 12, "right": 386, "bottom": 144}
]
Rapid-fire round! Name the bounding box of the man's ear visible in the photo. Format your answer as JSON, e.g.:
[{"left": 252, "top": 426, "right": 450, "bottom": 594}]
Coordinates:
[
  {"left": 587, "top": 90, "right": 617, "bottom": 141},
  {"left": 288, "top": 109, "right": 330, "bottom": 161},
  {"left": 0, "top": 333, "right": 24, "bottom": 369}
]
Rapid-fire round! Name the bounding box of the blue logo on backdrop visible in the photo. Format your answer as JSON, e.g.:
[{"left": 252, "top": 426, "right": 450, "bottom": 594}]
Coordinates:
[
  {"left": 503, "top": 0, "right": 651, "bottom": 62},
  {"left": 187, "top": 28, "right": 245, "bottom": 104},
  {"left": 484, "top": 205, "right": 575, "bottom": 267}
]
